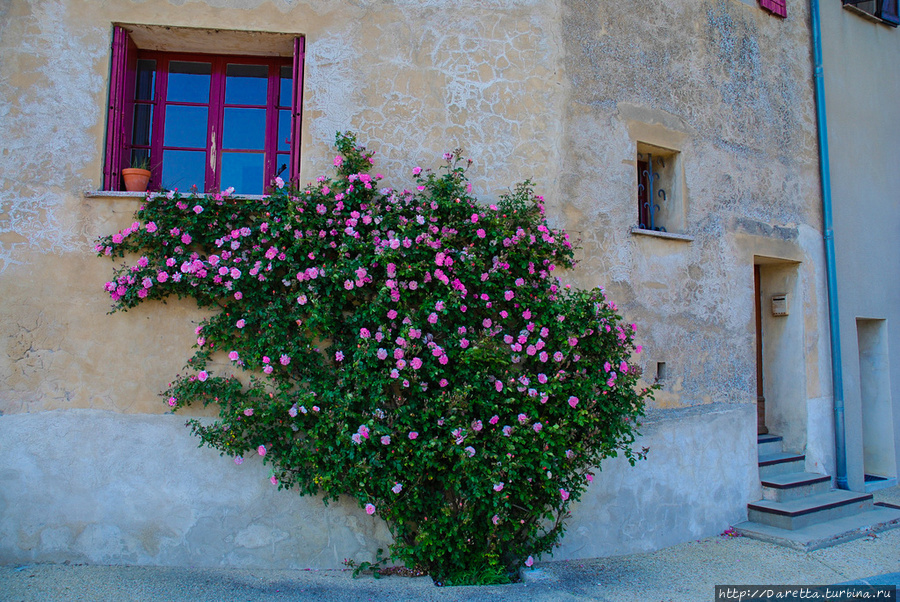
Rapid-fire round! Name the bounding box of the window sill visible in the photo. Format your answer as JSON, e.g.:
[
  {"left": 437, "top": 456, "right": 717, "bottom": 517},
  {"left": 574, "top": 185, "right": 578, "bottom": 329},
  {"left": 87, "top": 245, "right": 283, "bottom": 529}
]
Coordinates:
[
  {"left": 84, "top": 190, "right": 151, "bottom": 199},
  {"left": 84, "top": 191, "right": 268, "bottom": 200},
  {"left": 630, "top": 227, "right": 694, "bottom": 242},
  {"left": 842, "top": 4, "right": 899, "bottom": 27}
]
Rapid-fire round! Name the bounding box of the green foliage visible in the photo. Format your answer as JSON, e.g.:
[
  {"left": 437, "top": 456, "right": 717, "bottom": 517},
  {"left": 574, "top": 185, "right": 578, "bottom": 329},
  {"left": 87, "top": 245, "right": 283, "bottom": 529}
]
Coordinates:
[
  {"left": 344, "top": 548, "right": 389, "bottom": 579},
  {"left": 442, "top": 563, "right": 512, "bottom": 586},
  {"left": 97, "top": 131, "right": 653, "bottom": 583}
]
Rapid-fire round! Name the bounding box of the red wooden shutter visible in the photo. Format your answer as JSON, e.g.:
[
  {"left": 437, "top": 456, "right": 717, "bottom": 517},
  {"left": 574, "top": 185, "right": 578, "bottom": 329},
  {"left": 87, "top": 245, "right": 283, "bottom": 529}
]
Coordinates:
[
  {"left": 290, "top": 37, "right": 305, "bottom": 184},
  {"left": 104, "top": 27, "right": 128, "bottom": 190},
  {"left": 759, "top": 0, "right": 787, "bottom": 18},
  {"left": 103, "top": 26, "right": 137, "bottom": 190}
]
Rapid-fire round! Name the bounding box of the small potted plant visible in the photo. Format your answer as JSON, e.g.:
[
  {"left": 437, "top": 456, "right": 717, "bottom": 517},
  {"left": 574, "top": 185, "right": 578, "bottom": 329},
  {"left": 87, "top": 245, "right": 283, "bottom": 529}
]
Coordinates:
[{"left": 121, "top": 157, "right": 151, "bottom": 192}]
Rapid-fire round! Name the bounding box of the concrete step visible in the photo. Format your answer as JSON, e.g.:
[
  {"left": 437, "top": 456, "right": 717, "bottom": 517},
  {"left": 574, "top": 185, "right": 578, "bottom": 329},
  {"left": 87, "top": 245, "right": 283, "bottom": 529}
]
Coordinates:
[
  {"left": 758, "top": 434, "right": 784, "bottom": 457},
  {"left": 761, "top": 472, "right": 832, "bottom": 502},
  {"left": 748, "top": 490, "right": 874, "bottom": 530},
  {"left": 759, "top": 451, "right": 805, "bottom": 478},
  {"left": 734, "top": 505, "right": 900, "bottom": 551}
]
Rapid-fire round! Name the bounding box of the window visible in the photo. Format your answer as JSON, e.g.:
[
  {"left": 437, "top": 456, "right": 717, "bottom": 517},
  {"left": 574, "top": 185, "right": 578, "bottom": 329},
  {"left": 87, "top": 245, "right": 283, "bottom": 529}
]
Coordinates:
[
  {"left": 842, "top": 0, "right": 899, "bottom": 26},
  {"left": 104, "top": 26, "right": 305, "bottom": 194},
  {"left": 636, "top": 142, "right": 684, "bottom": 234}
]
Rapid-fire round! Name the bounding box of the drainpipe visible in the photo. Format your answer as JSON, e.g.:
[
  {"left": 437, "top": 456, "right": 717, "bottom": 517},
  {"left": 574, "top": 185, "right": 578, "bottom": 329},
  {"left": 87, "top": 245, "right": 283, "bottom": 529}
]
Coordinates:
[{"left": 809, "top": 0, "right": 848, "bottom": 490}]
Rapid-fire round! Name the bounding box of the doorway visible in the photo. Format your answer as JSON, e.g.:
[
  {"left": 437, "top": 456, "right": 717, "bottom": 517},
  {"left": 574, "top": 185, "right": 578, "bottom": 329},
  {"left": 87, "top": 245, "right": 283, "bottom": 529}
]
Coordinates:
[
  {"left": 753, "top": 258, "right": 806, "bottom": 453},
  {"left": 857, "top": 318, "right": 897, "bottom": 489}
]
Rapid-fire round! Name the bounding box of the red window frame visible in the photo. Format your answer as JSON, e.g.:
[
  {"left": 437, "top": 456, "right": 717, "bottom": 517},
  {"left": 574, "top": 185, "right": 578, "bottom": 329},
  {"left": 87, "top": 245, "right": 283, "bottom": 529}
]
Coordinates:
[{"left": 104, "top": 27, "right": 305, "bottom": 193}]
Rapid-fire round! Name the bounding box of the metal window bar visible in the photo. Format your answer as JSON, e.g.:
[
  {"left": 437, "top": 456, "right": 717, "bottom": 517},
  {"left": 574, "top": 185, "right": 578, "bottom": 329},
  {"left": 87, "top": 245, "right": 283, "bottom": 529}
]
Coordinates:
[{"left": 638, "top": 153, "right": 667, "bottom": 232}]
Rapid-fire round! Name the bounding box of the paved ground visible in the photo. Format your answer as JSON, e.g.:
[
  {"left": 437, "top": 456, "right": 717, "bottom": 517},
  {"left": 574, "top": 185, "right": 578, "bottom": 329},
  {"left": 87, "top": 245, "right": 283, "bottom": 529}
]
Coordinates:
[{"left": 3, "top": 486, "right": 899, "bottom": 602}]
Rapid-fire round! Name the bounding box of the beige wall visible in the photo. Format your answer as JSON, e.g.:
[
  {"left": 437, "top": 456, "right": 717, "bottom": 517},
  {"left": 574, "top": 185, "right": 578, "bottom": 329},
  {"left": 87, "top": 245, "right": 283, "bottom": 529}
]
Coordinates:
[
  {"left": 2, "top": 0, "right": 828, "bottom": 414},
  {"left": 0, "top": 0, "right": 838, "bottom": 565},
  {"left": 0, "top": 0, "right": 567, "bottom": 415},
  {"left": 820, "top": 1, "right": 900, "bottom": 491}
]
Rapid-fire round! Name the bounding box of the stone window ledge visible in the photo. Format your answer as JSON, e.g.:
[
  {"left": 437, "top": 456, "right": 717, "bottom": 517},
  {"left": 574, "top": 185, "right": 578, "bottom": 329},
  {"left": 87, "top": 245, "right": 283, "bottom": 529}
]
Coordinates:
[
  {"left": 630, "top": 227, "right": 694, "bottom": 242},
  {"left": 84, "top": 191, "right": 150, "bottom": 199},
  {"left": 84, "top": 191, "right": 267, "bottom": 200}
]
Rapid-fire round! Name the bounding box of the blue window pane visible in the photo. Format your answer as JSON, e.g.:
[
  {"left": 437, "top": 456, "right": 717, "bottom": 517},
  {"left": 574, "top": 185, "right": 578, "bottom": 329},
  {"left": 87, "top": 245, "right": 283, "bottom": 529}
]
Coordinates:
[
  {"left": 276, "top": 153, "right": 290, "bottom": 178},
  {"left": 221, "top": 152, "right": 264, "bottom": 195},
  {"left": 225, "top": 64, "right": 268, "bottom": 105},
  {"left": 279, "top": 65, "right": 292, "bottom": 107},
  {"left": 167, "top": 61, "right": 211, "bottom": 103},
  {"left": 223, "top": 107, "right": 266, "bottom": 150},
  {"left": 163, "top": 105, "right": 208, "bottom": 148},
  {"left": 278, "top": 109, "right": 291, "bottom": 151},
  {"left": 132, "top": 104, "right": 153, "bottom": 147},
  {"left": 135, "top": 59, "right": 156, "bottom": 101},
  {"left": 161, "top": 150, "right": 206, "bottom": 191}
]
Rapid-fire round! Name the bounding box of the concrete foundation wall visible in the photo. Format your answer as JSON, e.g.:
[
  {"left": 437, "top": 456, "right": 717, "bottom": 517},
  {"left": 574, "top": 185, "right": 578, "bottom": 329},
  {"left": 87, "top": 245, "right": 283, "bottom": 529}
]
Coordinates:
[
  {"left": 558, "top": 403, "right": 758, "bottom": 560},
  {"left": 0, "top": 404, "right": 756, "bottom": 568},
  {"left": 0, "top": 410, "right": 393, "bottom": 568}
]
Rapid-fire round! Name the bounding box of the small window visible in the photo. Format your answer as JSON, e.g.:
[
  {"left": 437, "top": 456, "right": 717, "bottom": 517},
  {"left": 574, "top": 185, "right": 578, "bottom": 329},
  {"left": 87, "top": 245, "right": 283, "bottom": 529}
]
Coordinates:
[
  {"left": 842, "top": 0, "right": 899, "bottom": 26},
  {"left": 636, "top": 142, "right": 684, "bottom": 234},
  {"left": 104, "top": 26, "right": 305, "bottom": 194}
]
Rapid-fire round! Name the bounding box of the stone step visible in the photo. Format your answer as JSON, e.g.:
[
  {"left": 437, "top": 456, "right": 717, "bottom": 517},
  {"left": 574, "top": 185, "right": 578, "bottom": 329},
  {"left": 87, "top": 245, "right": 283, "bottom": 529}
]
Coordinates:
[
  {"left": 748, "top": 490, "right": 874, "bottom": 530},
  {"left": 734, "top": 505, "right": 900, "bottom": 551},
  {"left": 758, "top": 452, "right": 805, "bottom": 478},
  {"left": 758, "top": 434, "right": 784, "bottom": 457},
  {"left": 761, "top": 472, "right": 833, "bottom": 502}
]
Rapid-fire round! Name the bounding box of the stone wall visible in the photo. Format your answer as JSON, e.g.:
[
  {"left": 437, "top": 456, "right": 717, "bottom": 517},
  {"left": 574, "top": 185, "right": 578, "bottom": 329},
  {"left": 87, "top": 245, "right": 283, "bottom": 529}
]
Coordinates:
[{"left": 0, "top": 0, "right": 832, "bottom": 567}]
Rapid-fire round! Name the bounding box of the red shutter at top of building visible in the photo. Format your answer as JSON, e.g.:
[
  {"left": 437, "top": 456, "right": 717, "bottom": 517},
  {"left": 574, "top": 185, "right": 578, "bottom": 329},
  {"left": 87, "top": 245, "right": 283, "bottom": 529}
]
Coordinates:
[{"left": 759, "top": 0, "right": 787, "bottom": 18}]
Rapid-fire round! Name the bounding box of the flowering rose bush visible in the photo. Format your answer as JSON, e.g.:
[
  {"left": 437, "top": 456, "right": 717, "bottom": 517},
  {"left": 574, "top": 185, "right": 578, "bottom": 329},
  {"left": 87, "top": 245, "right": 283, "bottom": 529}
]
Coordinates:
[{"left": 98, "top": 132, "right": 652, "bottom": 584}]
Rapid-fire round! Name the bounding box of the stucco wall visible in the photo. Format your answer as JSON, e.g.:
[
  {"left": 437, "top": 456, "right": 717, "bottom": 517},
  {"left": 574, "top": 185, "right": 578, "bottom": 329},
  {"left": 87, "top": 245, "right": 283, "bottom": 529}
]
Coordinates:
[
  {"left": 555, "top": 0, "right": 826, "bottom": 412},
  {"left": 0, "top": 410, "right": 393, "bottom": 568},
  {"left": 0, "top": 0, "right": 833, "bottom": 567}
]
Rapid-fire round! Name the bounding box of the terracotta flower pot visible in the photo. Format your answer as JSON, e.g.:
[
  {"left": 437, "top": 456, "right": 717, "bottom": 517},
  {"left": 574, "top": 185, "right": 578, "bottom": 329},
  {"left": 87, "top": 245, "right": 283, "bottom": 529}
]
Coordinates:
[{"left": 121, "top": 168, "right": 151, "bottom": 192}]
